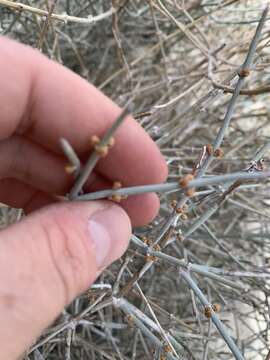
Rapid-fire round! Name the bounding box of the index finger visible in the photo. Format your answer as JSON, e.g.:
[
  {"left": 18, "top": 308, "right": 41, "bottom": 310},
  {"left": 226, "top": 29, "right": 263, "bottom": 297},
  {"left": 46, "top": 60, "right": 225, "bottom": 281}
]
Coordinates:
[{"left": 1, "top": 37, "right": 167, "bottom": 186}]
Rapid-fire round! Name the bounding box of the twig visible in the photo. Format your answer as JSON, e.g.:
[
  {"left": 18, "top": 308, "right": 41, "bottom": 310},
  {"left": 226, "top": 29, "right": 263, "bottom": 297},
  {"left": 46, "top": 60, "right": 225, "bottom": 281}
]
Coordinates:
[
  {"left": 0, "top": 0, "right": 116, "bottom": 24},
  {"left": 76, "top": 170, "right": 270, "bottom": 201},
  {"left": 112, "top": 1, "right": 132, "bottom": 84},
  {"left": 180, "top": 270, "right": 245, "bottom": 360},
  {"left": 37, "top": 0, "right": 58, "bottom": 51},
  {"left": 154, "top": 0, "right": 209, "bottom": 59},
  {"left": 60, "top": 138, "right": 81, "bottom": 177},
  {"left": 69, "top": 107, "right": 130, "bottom": 199},
  {"left": 113, "top": 297, "right": 181, "bottom": 360},
  {"left": 130, "top": 236, "right": 247, "bottom": 290},
  {"left": 197, "top": 6, "right": 269, "bottom": 176},
  {"left": 212, "top": 80, "right": 270, "bottom": 96},
  {"left": 153, "top": 78, "right": 204, "bottom": 109}
]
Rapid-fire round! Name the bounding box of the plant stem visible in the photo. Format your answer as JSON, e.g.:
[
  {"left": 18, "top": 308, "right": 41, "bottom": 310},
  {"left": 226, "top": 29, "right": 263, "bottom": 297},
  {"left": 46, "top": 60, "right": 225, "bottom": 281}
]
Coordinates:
[
  {"left": 0, "top": 0, "right": 116, "bottom": 24},
  {"left": 76, "top": 170, "right": 270, "bottom": 201},
  {"left": 197, "top": 6, "right": 268, "bottom": 177},
  {"left": 69, "top": 107, "right": 130, "bottom": 199},
  {"left": 180, "top": 270, "right": 245, "bottom": 360}
]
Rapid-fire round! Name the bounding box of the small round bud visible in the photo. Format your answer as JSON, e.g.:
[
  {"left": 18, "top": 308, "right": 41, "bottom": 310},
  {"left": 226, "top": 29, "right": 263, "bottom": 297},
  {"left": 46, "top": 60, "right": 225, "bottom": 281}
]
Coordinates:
[
  {"left": 91, "top": 135, "right": 100, "bottom": 146},
  {"left": 146, "top": 254, "right": 157, "bottom": 262},
  {"left": 65, "top": 164, "right": 77, "bottom": 174},
  {"left": 179, "top": 174, "right": 194, "bottom": 188},
  {"left": 212, "top": 303, "right": 221, "bottom": 313},
  {"left": 112, "top": 181, "right": 122, "bottom": 190},
  {"left": 238, "top": 67, "right": 250, "bottom": 77},
  {"left": 177, "top": 234, "right": 184, "bottom": 241},
  {"left": 182, "top": 204, "right": 188, "bottom": 212},
  {"left": 171, "top": 200, "right": 177, "bottom": 209},
  {"left": 109, "top": 194, "right": 122, "bottom": 203},
  {"left": 95, "top": 145, "right": 109, "bottom": 157},
  {"left": 204, "top": 306, "right": 212, "bottom": 318},
  {"left": 163, "top": 344, "right": 173, "bottom": 353},
  {"left": 126, "top": 314, "right": 134, "bottom": 327},
  {"left": 214, "top": 148, "right": 224, "bottom": 158},
  {"left": 175, "top": 207, "right": 184, "bottom": 214},
  {"left": 206, "top": 143, "right": 213, "bottom": 155},
  {"left": 142, "top": 236, "right": 153, "bottom": 246},
  {"left": 108, "top": 137, "right": 115, "bottom": 147},
  {"left": 180, "top": 213, "right": 188, "bottom": 221}
]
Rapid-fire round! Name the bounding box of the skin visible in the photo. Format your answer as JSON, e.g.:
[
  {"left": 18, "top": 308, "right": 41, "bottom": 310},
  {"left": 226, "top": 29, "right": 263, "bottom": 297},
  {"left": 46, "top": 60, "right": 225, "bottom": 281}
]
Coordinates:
[
  {"left": 0, "top": 36, "right": 168, "bottom": 224},
  {"left": 0, "top": 37, "right": 168, "bottom": 359}
]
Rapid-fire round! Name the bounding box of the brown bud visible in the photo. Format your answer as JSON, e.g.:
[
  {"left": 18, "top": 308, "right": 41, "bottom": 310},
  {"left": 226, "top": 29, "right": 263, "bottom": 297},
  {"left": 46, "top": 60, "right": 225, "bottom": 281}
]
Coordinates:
[
  {"left": 171, "top": 200, "right": 177, "bottom": 209},
  {"left": 163, "top": 344, "right": 173, "bottom": 353},
  {"left": 108, "top": 137, "right": 115, "bottom": 147},
  {"left": 126, "top": 314, "right": 134, "bottom": 327},
  {"left": 142, "top": 236, "right": 148, "bottom": 243},
  {"left": 95, "top": 145, "right": 109, "bottom": 157},
  {"left": 177, "top": 234, "right": 184, "bottom": 242},
  {"left": 112, "top": 181, "right": 122, "bottom": 190},
  {"left": 109, "top": 194, "right": 122, "bottom": 203},
  {"left": 204, "top": 306, "right": 212, "bottom": 318},
  {"left": 142, "top": 236, "right": 153, "bottom": 246},
  {"left": 179, "top": 174, "right": 194, "bottom": 188},
  {"left": 212, "top": 303, "right": 221, "bottom": 313},
  {"left": 175, "top": 207, "right": 184, "bottom": 214},
  {"left": 152, "top": 244, "right": 161, "bottom": 251},
  {"left": 91, "top": 135, "right": 100, "bottom": 146},
  {"left": 65, "top": 164, "right": 77, "bottom": 174},
  {"left": 214, "top": 148, "right": 224, "bottom": 158},
  {"left": 146, "top": 255, "right": 157, "bottom": 262},
  {"left": 206, "top": 143, "right": 213, "bottom": 155},
  {"left": 180, "top": 213, "right": 188, "bottom": 221},
  {"left": 238, "top": 67, "right": 250, "bottom": 77}
]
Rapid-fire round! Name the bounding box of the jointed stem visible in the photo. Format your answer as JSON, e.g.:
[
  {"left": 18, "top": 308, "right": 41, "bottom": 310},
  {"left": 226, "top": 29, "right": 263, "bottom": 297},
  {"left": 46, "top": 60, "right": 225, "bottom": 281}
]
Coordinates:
[
  {"left": 69, "top": 107, "right": 130, "bottom": 199},
  {"left": 181, "top": 270, "right": 245, "bottom": 360},
  {"left": 75, "top": 170, "right": 270, "bottom": 201}
]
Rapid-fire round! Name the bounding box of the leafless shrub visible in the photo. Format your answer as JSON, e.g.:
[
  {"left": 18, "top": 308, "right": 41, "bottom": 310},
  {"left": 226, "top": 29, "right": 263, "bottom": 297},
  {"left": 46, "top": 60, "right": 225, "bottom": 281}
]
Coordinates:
[{"left": 1, "top": 0, "right": 270, "bottom": 359}]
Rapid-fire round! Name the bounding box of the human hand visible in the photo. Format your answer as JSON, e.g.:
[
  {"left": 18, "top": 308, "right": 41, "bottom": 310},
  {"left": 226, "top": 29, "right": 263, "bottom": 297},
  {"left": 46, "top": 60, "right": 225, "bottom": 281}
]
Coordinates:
[{"left": 0, "top": 37, "right": 167, "bottom": 359}]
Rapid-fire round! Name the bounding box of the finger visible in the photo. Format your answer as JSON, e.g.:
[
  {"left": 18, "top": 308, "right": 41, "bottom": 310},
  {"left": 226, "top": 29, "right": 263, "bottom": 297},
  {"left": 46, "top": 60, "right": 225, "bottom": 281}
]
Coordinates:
[
  {"left": 0, "top": 37, "right": 168, "bottom": 187},
  {"left": 0, "top": 178, "right": 58, "bottom": 211},
  {"left": 0, "top": 200, "right": 131, "bottom": 359},
  {"left": 0, "top": 135, "right": 113, "bottom": 194},
  {"left": 0, "top": 135, "right": 72, "bottom": 194}
]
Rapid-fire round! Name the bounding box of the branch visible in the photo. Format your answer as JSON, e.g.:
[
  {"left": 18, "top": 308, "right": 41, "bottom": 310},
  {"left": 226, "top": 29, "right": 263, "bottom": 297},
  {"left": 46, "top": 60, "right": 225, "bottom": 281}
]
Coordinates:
[
  {"left": 69, "top": 107, "right": 130, "bottom": 199},
  {"left": 212, "top": 80, "right": 270, "bottom": 96},
  {"left": 197, "top": 6, "right": 269, "bottom": 177},
  {"left": 180, "top": 270, "right": 245, "bottom": 360},
  {"left": 0, "top": 0, "right": 116, "bottom": 24},
  {"left": 75, "top": 170, "right": 270, "bottom": 201}
]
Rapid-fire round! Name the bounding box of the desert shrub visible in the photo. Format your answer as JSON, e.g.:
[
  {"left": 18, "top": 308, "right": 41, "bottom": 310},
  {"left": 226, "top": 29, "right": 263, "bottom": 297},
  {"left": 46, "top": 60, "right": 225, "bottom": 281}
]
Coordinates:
[{"left": 0, "top": 0, "right": 270, "bottom": 359}]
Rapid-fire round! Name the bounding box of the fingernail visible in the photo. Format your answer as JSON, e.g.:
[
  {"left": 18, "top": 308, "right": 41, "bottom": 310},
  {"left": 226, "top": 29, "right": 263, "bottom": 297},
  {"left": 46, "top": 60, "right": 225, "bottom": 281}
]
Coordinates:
[{"left": 88, "top": 204, "right": 131, "bottom": 269}]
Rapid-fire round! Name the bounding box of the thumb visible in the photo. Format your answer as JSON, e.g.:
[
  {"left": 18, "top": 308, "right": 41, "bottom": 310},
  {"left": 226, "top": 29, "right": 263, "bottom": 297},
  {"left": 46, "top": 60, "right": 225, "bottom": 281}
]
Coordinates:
[{"left": 0, "top": 201, "right": 131, "bottom": 360}]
